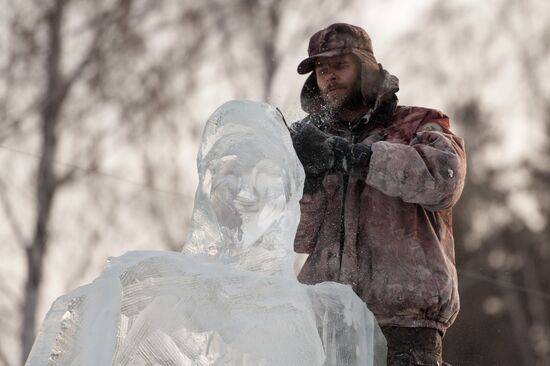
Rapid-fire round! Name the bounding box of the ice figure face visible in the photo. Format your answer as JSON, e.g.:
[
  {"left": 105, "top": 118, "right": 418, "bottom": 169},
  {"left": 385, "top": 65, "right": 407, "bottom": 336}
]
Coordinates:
[
  {"left": 184, "top": 100, "right": 305, "bottom": 275},
  {"left": 207, "top": 155, "right": 287, "bottom": 248}
]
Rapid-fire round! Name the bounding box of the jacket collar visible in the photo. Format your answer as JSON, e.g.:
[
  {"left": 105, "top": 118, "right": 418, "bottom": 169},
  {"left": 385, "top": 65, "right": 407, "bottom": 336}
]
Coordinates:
[{"left": 309, "top": 70, "right": 398, "bottom": 136}]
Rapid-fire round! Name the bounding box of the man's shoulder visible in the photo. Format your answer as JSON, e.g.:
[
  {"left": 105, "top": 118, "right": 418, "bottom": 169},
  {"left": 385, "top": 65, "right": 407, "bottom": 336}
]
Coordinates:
[
  {"left": 391, "top": 105, "right": 450, "bottom": 130},
  {"left": 291, "top": 114, "right": 324, "bottom": 130},
  {"left": 393, "top": 105, "right": 449, "bottom": 122},
  {"left": 294, "top": 114, "right": 314, "bottom": 124}
]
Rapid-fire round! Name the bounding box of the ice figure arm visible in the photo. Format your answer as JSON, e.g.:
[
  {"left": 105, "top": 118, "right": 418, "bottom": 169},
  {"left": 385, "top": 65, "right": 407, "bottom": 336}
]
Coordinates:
[
  {"left": 307, "top": 283, "right": 387, "bottom": 366},
  {"left": 293, "top": 253, "right": 309, "bottom": 275}
]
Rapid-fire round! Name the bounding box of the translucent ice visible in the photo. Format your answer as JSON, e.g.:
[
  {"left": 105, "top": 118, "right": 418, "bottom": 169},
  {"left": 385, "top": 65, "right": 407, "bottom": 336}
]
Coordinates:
[
  {"left": 26, "top": 100, "right": 386, "bottom": 366},
  {"left": 183, "top": 100, "right": 304, "bottom": 278}
]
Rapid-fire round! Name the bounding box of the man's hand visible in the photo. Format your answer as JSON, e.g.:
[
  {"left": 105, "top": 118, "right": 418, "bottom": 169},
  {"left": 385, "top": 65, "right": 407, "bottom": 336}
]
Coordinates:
[
  {"left": 331, "top": 136, "right": 372, "bottom": 178},
  {"left": 291, "top": 123, "right": 334, "bottom": 175}
]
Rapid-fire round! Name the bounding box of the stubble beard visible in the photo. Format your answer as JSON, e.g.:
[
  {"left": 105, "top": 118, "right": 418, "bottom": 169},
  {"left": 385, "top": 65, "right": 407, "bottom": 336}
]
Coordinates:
[{"left": 323, "top": 79, "right": 364, "bottom": 115}]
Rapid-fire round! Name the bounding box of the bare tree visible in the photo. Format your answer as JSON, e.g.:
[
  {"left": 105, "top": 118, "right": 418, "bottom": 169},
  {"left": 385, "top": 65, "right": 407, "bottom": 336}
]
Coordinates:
[
  {"left": 204, "top": 0, "right": 355, "bottom": 106},
  {"left": 0, "top": 0, "right": 214, "bottom": 362},
  {"left": 1, "top": 0, "right": 369, "bottom": 364}
]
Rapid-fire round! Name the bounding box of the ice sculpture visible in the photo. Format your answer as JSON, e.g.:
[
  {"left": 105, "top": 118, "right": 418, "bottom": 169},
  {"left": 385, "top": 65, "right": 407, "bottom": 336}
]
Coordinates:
[{"left": 26, "top": 100, "right": 386, "bottom": 366}]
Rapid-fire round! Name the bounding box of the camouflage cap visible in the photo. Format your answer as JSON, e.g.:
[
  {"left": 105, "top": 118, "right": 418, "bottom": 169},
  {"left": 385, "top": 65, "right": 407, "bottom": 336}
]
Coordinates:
[{"left": 297, "top": 23, "right": 378, "bottom": 75}]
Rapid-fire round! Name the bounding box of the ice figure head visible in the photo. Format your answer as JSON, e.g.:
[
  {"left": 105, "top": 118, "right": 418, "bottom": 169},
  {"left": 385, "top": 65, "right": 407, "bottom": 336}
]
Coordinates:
[{"left": 184, "top": 100, "right": 305, "bottom": 277}]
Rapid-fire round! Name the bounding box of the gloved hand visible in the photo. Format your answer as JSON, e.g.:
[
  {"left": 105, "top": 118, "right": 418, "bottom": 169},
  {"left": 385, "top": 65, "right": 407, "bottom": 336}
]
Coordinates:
[
  {"left": 290, "top": 123, "right": 373, "bottom": 194},
  {"left": 331, "top": 136, "right": 372, "bottom": 178},
  {"left": 291, "top": 123, "right": 334, "bottom": 175}
]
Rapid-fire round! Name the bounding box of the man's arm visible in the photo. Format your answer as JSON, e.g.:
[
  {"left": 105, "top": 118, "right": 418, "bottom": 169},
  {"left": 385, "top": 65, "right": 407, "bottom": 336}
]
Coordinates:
[
  {"left": 366, "top": 113, "right": 466, "bottom": 211},
  {"left": 290, "top": 112, "right": 466, "bottom": 211},
  {"left": 289, "top": 120, "right": 333, "bottom": 254}
]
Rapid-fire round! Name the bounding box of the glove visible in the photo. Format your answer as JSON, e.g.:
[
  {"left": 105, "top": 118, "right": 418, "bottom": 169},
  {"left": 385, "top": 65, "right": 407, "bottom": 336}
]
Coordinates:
[
  {"left": 290, "top": 123, "right": 373, "bottom": 194},
  {"left": 330, "top": 136, "right": 372, "bottom": 178},
  {"left": 291, "top": 123, "right": 334, "bottom": 175},
  {"left": 302, "top": 173, "right": 325, "bottom": 195}
]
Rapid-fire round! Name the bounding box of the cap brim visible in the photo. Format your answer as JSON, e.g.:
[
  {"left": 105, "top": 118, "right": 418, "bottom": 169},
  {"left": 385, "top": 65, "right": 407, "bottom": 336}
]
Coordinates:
[{"left": 297, "top": 49, "right": 350, "bottom": 74}]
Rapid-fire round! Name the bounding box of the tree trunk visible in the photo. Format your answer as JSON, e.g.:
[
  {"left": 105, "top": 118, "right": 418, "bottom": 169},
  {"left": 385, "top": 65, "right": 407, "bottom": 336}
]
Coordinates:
[{"left": 20, "top": 0, "right": 65, "bottom": 361}]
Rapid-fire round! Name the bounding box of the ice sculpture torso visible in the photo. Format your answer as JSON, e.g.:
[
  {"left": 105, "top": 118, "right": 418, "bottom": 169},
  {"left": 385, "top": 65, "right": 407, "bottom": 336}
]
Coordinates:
[{"left": 26, "top": 100, "right": 386, "bottom": 366}]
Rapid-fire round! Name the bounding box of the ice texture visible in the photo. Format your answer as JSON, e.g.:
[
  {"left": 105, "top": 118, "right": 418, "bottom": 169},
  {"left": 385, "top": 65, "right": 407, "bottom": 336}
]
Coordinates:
[
  {"left": 183, "top": 100, "right": 305, "bottom": 278},
  {"left": 26, "top": 100, "right": 386, "bottom": 366}
]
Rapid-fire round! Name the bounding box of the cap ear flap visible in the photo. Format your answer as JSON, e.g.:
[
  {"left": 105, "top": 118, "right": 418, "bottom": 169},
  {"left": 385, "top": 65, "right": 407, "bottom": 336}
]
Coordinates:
[
  {"left": 300, "top": 73, "right": 323, "bottom": 114},
  {"left": 359, "top": 59, "right": 383, "bottom": 108}
]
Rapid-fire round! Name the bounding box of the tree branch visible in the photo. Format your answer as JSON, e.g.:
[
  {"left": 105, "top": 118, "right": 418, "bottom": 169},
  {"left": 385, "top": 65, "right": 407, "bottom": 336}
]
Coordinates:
[
  {"left": 0, "top": 344, "right": 12, "bottom": 366},
  {"left": 0, "top": 178, "right": 27, "bottom": 248}
]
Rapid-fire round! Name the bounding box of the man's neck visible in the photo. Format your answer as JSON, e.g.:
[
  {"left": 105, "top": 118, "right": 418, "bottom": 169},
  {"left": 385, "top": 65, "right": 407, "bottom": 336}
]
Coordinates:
[{"left": 338, "top": 104, "right": 371, "bottom": 125}]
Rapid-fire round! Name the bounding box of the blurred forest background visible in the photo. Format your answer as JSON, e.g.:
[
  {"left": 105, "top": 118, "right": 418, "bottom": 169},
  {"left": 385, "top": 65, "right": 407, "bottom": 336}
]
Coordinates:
[{"left": 0, "top": 0, "right": 549, "bottom": 365}]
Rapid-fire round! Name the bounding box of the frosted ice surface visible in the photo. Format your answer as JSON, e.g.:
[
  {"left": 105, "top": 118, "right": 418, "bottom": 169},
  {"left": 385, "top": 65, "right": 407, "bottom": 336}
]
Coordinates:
[
  {"left": 26, "top": 100, "right": 386, "bottom": 366},
  {"left": 183, "top": 100, "right": 305, "bottom": 278}
]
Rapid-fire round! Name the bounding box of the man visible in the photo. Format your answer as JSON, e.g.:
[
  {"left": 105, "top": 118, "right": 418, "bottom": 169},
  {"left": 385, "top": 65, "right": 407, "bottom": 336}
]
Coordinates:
[{"left": 291, "top": 23, "right": 466, "bottom": 366}]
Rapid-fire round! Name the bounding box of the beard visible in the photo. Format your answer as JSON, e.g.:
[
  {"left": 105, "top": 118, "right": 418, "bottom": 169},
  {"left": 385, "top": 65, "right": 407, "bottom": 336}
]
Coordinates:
[
  {"left": 322, "top": 78, "right": 365, "bottom": 114},
  {"left": 340, "top": 81, "right": 364, "bottom": 111}
]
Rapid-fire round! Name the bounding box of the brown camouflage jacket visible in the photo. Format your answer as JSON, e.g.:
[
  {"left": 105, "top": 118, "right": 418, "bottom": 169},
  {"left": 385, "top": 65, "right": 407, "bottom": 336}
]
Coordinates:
[{"left": 294, "top": 105, "right": 466, "bottom": 333}]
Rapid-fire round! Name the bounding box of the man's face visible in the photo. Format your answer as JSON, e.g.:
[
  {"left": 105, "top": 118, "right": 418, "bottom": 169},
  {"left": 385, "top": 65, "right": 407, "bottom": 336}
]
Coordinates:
[{"left": 315, "top": 54, "right": 361, "bottom": 110}]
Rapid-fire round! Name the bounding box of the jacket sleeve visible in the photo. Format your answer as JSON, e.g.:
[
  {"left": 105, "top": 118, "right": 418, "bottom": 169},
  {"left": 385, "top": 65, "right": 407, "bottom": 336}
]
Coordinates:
[
  {"left": 294, "top": 189, "right": 326, "bottom": 254},
  {"left": 365, "top": 115, "right": 466, "bottom": 211}
]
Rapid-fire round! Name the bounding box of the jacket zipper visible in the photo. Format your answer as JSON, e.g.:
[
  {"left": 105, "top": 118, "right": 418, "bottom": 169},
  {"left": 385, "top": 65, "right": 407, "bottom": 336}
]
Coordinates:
[
  {"left": 335, "top": 115, "right": 388, "bottom": 277},
  {"left": 338, "top": 174, "right": 349, "bottom": 274},
  {"left": 338, "top": 132, "right": 358, "bottom": 275}
]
